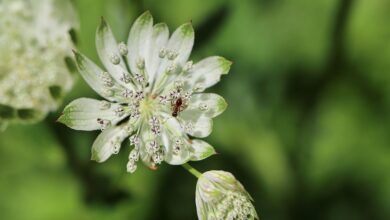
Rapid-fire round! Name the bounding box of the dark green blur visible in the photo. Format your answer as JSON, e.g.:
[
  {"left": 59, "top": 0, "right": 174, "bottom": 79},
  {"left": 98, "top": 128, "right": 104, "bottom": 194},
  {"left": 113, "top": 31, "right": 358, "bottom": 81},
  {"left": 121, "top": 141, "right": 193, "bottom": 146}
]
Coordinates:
[{"left": 1, "top": 0, "right": 390, "bottom": 219}]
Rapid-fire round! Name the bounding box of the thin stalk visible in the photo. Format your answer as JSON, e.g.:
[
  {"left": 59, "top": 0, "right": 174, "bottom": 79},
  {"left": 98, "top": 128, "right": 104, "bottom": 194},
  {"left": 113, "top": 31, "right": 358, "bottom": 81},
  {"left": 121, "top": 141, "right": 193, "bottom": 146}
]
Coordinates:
[{"left": 182, "top": 163, "right": 202, "bottom": 178}]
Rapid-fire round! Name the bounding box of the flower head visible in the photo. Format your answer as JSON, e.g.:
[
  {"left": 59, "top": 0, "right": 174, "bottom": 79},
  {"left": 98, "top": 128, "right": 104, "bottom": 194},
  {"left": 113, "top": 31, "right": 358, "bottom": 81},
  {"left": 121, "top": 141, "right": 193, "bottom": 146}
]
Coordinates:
[
  {"left": 196, "top": 171, "right": 259, "bottom": 220},
  {"left": 58, "top": 12, "right": 231, "bottom": 172},
  {"left": 0, "top": 0, "right": 78, "bottom": 128}
]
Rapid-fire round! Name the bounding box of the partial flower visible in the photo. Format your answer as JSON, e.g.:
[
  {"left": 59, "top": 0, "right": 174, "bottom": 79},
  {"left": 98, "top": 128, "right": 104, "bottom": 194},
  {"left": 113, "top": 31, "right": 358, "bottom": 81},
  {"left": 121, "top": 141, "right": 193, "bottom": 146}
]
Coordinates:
[
  {"left": 0, "top": 0, "right": 78, "bottom": 129},
  {"left": 196, "top": 170, "right": 259, "bottom": 220},
  {"left": 58, "top": 11, "right": 231, "bottom": 172}
]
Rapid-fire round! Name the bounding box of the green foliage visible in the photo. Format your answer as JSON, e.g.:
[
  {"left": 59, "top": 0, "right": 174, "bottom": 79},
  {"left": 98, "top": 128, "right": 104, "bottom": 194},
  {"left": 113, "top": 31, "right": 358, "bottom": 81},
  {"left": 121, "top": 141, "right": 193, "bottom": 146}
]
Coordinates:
[{"left": 1, "top": 0, "right": 390, "bottom": 219}]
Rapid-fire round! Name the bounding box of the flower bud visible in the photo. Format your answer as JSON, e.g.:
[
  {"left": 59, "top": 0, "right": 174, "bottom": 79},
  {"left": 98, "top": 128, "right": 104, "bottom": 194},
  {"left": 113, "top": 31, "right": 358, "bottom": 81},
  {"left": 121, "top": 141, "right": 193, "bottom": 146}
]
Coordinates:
[{"left": 196, "top": 170, "right": 258, "bottom": 220}]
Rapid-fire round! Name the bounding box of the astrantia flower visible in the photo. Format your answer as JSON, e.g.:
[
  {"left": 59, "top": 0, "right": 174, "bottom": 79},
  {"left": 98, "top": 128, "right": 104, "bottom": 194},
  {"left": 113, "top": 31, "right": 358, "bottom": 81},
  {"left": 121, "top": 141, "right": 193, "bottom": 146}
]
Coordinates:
[
  {"left": 58, "top": 12, "right": 231, "bottom": 172},
  {"left": 196, "top": 171, "right": 259, "bottom": 220},
  {"left": 0, "top": 0, "right": 78, "bottom": 128}
]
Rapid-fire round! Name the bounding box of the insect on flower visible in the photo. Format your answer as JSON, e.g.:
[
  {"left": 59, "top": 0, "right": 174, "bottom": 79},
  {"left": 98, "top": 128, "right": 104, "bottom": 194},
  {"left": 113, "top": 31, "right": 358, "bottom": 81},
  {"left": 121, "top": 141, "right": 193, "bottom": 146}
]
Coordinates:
[{"left": 58, "top": 11, "right": 231, "bottom": 173}]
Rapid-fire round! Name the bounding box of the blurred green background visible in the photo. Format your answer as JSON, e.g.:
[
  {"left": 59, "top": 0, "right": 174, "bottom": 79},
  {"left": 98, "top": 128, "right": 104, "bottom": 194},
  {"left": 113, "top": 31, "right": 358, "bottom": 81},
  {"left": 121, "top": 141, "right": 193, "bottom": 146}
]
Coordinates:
[{"left": 1, "top": 0, "right": 390, "bottom": 219}]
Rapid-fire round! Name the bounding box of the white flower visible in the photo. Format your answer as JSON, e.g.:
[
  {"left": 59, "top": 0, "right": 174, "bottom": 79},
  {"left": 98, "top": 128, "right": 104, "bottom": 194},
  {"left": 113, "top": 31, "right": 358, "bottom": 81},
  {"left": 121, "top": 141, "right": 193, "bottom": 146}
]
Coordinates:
[
  {"left": 0, "top": 0, "right": 78, "bottom": 128},
  {"left": 58, "top": 12, "right": 231, "bottom": 172},
  {"left": 196, "top": 171, "right": 259, "bottom": 220}
]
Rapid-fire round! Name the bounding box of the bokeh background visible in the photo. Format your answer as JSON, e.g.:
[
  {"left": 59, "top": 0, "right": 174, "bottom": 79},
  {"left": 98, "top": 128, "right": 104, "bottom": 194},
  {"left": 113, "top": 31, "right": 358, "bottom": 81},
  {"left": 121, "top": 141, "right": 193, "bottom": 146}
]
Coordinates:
[{"left": 1, "top": 0, "right": 390, "bottom": 219}]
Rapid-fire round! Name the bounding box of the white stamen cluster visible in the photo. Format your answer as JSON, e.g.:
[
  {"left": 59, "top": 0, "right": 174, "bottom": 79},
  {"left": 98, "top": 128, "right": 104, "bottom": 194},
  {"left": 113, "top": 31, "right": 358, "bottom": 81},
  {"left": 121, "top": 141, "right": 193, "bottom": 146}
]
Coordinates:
[
  {"left": 149, "top": 116, "right": 161, "bottom": 136},
  {"left": 0, "top": 0, "right": 77, "bottom": 127},
  {"left": 215, "top": 192, "right": 254, "bottom": 220}
]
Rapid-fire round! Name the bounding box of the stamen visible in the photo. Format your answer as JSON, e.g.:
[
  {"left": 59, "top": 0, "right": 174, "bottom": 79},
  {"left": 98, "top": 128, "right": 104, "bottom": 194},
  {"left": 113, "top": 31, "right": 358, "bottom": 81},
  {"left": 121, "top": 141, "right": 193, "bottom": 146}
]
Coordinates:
[
  {"left": 158, "top": 95, "right": 168, "bottom": 105},
  {"left": 169, "top": 89, "right": 181, "bottom": 100},
  {"left": 184, "top": 121, "right": 194, "bottom": 133},
  {"left": 111, "top": 139, "right": 121, "bottom": 154},
  {"left": 149, "top": 140, "right": 159, "bottom": 153},
  {"left": 100, "top": 72, "right": 114, "bottom": 87},
  {"left": 173, "top": 138, "right": 183, "bottom": 154},
  {"left": 118, "top": 42, "right": 128, "bottom": 56},
  {"left": 136, "top": 57, "right": 145, "bottom": 69},
  {"left": 159, "top": 48, "right": 166, "bottom": 58},
  {"left": 129, "top": 135, "right": 140, "bottom": 147},
  {"left": 174, "top": 80, "right": 184, "bottom": 88},
  {"left": 120, "top": 72, "right": 131, "bottom": 83},
  {"left": 134, "top": 91, "right": 144, "bottom": 101},
  {"left": 129, "top": 148, "right": 139, "bottom": 161},
  {"left": 110, "top": 54, "right": 120, "bottom": 65},
  {"left": 167, "top": 50, "right": 178, "bottom": 60},
  {"left": 123, "top": 124, "right": 133, "bottom": 134},
  {"left": 199, "top": 103, "right": 209, "bottom": 111},
  {"left": 182, "top": 91, "right": 191, "bottom": 101},
  {"left": 114, "top": 106, "right": 125, "bottom": 117},
  {"left": 134, "top": 73, "right": 145, "bottom": 84},
  {"left": 183, "top": 60, "right": 193, "bottom": 72},
  {"left": 99, "top": 100, "right": 111, "bottom": 110},
  {"left": 152, "top": 151, "right": 164, "bottom": 164},
  {"left": 122, "top": 89, "right": 133, "bottom": 98},
  {"left": 103, "top": 88, "right": 114, "bottom": 97},
  {"left": 126, "top": 160, "right": 137, "bottom": 173},
  {"left": 167, "top": 63, "right": 177, "bottom": 74},
  {"left": 149, "top": 116, "right": 161, "bottom": 136},
  {"left": 97, "top": 118, "right": 111, "bottom": 130}
]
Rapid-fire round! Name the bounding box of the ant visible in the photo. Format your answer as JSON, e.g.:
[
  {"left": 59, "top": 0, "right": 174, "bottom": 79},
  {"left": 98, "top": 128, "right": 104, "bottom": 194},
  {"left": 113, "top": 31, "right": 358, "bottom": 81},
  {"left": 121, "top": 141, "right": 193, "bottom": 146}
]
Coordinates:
[{"left": 172, "top": 97, "right": 183, "bottom": 117}]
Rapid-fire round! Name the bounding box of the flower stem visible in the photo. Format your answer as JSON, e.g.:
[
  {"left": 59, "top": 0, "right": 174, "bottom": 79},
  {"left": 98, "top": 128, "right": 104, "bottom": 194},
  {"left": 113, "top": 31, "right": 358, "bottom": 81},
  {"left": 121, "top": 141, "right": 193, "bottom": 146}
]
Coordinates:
[{"left": 182, "top": 163, "right": 202, "bottom": 178}]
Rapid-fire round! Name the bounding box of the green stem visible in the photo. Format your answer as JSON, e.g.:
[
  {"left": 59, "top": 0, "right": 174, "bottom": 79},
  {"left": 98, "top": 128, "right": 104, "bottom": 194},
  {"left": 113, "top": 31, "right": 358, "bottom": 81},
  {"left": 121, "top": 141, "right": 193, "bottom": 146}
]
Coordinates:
[{"left": 182, "top": 163, "right": 202, "bottom": 178}]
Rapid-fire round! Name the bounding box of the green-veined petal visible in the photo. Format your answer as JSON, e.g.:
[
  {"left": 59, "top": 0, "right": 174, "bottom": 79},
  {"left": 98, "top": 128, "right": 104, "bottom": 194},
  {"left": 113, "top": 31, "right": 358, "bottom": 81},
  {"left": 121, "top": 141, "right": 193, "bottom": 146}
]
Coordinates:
[
  {"left": 96, "top": 18, "right": 135, "bottom": 90},
  {"left": 146, "top": 23, "right": 169, "bottom": 87},
  {"left": 91, "top": 124, "right": 130, "bottom": 162},
  {"left": 179, "top": 113, "right": 213, "bottom": 138},
  {"left": 189, "top": 139, "right": 216, "bottom": 161},
  {"left": 184, "top": 56, "right": 231, "bottom": 92},
  {"left": 127, "top": 11, "right": 153, "bottom": 76},
  {"left": 73, "top": 50, "right": 126, "bottom": 102},
  {"left": 187, "top": 93, "right": 227, "bottom": 118},
  {"left": 58, "top": 98, "right": 129, "bottom": 131}
]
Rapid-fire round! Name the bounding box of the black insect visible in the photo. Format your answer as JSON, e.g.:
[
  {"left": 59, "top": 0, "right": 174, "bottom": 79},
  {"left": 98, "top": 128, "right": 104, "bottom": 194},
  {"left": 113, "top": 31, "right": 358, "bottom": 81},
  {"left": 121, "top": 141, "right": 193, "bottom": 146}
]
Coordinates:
[{"left": 172, "top": 98, "right": 183, "bottom": 117}]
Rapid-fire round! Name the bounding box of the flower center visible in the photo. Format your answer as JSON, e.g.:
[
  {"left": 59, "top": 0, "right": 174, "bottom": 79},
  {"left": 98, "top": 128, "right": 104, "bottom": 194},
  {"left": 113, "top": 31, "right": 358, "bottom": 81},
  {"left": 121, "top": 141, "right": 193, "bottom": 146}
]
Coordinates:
[{"left": 139, "top": 95, "right": 157, "bottom": 117}]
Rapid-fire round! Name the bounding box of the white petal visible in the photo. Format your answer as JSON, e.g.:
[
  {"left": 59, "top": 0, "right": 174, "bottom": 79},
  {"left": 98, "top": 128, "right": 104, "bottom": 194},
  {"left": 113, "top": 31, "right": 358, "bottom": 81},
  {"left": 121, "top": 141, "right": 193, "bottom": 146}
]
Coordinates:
[
  {"left": 96, "top": 18, "right": 135, "bottom": 90},
  {"left": 179, "top": 112, "right": 213, "bottom": 138},
  {"left": 195, "top": 187, "right": 208, "bottom": 220},
  {"left": 58, "top": 98, "right": 129, "bottom": 131},
  {"left": 166, "top": 22, "right": 194, "bottom": 66},
  {"left": 187, "top": 93, "right": 227, "bottom": 118},
  {"left": 160, "top": 115, "right": 192, "bottom": 165},
  {"left": 138, "top": 123, "right": 158, "bottom": 169},
  {"left": 163, "top": 115, "right": 184, "bottom": 137},
  {"left": 161, "top": 132, "right": 191, "bottom": 165},
  {"left": 146, "top": 23, "right": 169, "bottom": 86},
  {"left": 189, "top": 139, "right": 216, "bottom": 161},
  {"left": 184, "top": 56, "right": 231, "bottom": 92},
  {"left": 127, "top": 11, "right": 153, "bottom": 76},
  {"left": 91, "top": 125, "right": 130, "bottom": 162},
  {"left": 154, "top": 23, "right": 194, "bottom": 91},
  {"left": 73, "top": 50, "right": 127, "bottom": 102}
]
